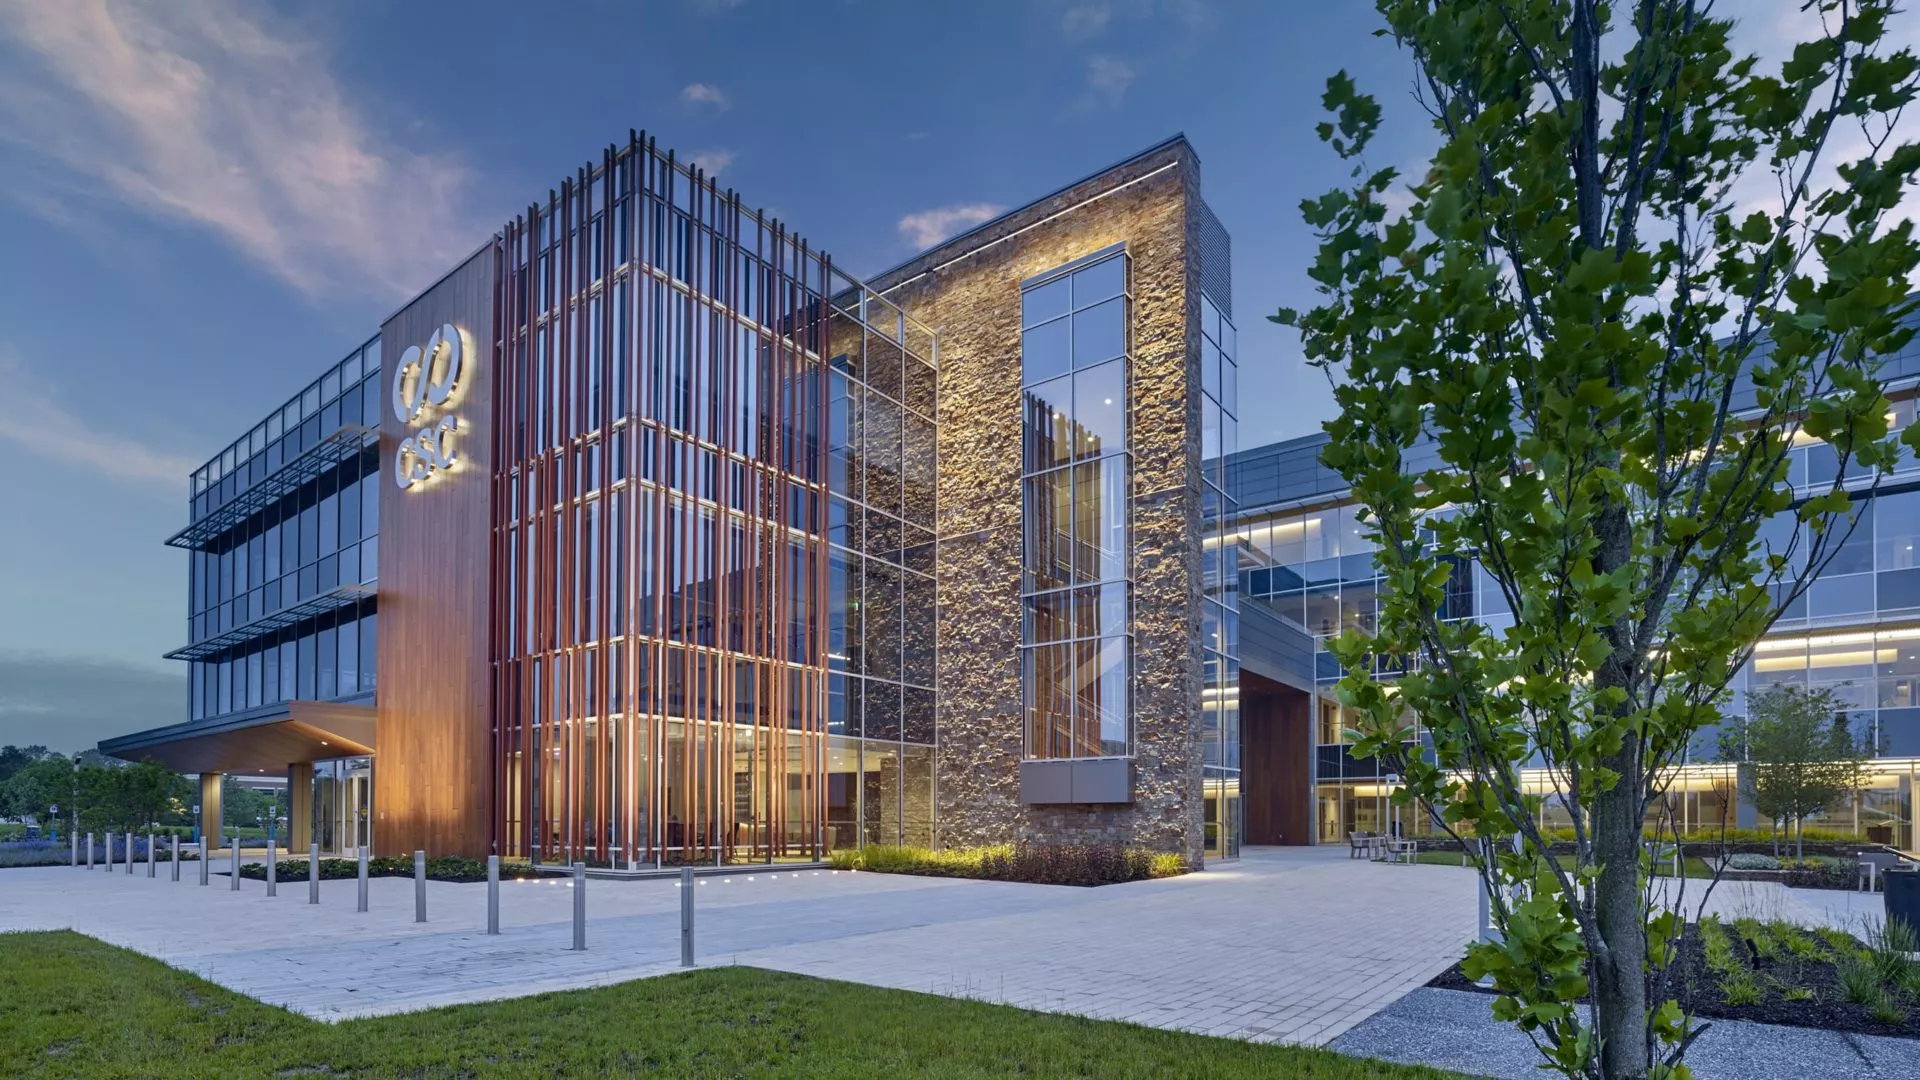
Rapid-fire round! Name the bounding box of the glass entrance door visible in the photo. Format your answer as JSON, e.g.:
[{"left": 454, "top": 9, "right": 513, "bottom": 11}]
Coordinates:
[{"left": 312, "top": 756, "right": 373, "bottom": 855}]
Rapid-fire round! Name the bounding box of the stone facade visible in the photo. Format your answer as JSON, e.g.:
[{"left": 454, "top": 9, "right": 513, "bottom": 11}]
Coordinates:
[{"left": 870, "top": 138, "right": 1210, "bottom": 864}]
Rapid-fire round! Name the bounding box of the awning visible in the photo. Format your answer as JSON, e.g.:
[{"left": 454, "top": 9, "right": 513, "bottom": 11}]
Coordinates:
[
  {"left": 163, "top": 583, "right": 373, "bottom": 661},
  {"left": 99, "top": 700, "right": 375, "bottom": 775}
]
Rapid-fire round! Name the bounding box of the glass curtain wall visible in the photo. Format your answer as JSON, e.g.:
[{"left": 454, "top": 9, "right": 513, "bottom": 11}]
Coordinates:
[
  {"left": 184, "top": 339, "right": 382, "bottom": 721},
  {"left": 1199, "top": 290, "right": 1240, "bottom": 859},
  {"left": 494, "top": 135, "right": 934, "bottom": 868},
  {"left": 823, "top": 293, "right": 938, "bottom": 854},
  {"left": 1020, "top": 251, "right": 1133, "bottom": 761}
]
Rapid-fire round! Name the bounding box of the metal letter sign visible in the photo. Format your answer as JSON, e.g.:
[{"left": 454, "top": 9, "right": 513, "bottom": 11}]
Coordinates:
[{"left": 393, "top": 324, "right": 468, "bottom": 490}]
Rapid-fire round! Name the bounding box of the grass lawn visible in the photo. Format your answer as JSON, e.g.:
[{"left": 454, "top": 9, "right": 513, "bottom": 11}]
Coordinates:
[
  {"left": 0, "top": 931, "right": 1461, "bottom": 1079},
  {"left": 1407, "top": 850, "right": 1720, "bottom": 879}
]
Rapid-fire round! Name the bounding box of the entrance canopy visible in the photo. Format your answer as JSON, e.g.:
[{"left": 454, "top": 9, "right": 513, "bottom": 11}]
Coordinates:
[{"left": 100, "top": 700, "right": 375, "bottom": 775}]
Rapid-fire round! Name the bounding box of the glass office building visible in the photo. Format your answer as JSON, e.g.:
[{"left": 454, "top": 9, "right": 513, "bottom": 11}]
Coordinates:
[
  {"left": 104, "top": 134, "right": 1242, "bottom": 867},
  {"left": 1226, "top": 353, "right": 1920, "bottom": 852}
]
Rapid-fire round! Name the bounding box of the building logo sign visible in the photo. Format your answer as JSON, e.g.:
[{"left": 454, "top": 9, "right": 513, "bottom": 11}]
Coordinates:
[{"left": 393, "top": 323, "right": 469, "bottom": 491}]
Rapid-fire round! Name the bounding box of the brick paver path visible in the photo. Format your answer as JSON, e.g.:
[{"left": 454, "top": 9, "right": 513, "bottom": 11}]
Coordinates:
[{"left": 0, "top": 846, "right": 1477, "bottom": 1045}]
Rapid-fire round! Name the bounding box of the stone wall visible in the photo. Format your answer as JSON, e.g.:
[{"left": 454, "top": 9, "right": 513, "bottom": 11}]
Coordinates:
[{"left": 871, "top": 140, "right": 1209, "bottom": 864}]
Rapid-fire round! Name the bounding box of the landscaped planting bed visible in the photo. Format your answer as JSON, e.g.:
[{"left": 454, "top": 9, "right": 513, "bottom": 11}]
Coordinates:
[
  {"left": 239, "top": 856, "right": 532, "bottom": 883},
  {"left": 1431, "top": 918, "right": 1920, "bottom": 1038},
  {"left": 828, "top": 843, "right": 1186, "bottom": 886}
]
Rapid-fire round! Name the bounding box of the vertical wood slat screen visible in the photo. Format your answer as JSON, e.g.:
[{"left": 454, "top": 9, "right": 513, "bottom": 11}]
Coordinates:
[{"left": 491, "top": 132, "right": 833, "bottom": 866}]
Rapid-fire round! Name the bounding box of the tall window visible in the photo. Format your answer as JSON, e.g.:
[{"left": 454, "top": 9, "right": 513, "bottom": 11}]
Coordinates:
[{"left": 1021, "top": 250, "right": 1131, "bottom": 758}]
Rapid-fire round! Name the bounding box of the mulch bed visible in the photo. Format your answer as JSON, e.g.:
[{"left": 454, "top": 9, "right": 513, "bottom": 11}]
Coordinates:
[{"left": 1427, "top": 928, "right": 1920, "bottom": 1039}]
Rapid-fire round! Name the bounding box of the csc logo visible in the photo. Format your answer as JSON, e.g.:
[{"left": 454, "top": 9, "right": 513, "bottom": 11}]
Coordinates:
[{"left": 393, "top": 323, "right": 468, "bottom": 491}]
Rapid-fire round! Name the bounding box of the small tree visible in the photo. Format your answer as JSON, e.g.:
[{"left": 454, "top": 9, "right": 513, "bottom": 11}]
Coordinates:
[
  {"left": 1722, "top": 685, "right": 1867, "bottom": 857},
  {"left": 117, "top": 760, "right": 190, "bottom": 834},
  {"left": 1277, "top": 2, "right": 1919, "bottom": 1077},
  {"left": 221, "top": 776, "right": 279, "bottom": 830}
]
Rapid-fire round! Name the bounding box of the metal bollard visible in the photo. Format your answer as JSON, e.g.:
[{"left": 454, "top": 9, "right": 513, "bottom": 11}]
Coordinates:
[
  {"left": 267, "top": 847, "right": 277, "bottom": 897},
  {"left": 147, "top": 833, "right": 156, "bottom": 878},
  {"left": 200, "top": 838, "right": 210, "bottom": 886},
  {"left": 123, "top": 832, "right": 132, "bottom": 874},
  {"left": 70, "top": 830, "right": 78, "bottom": 867},
  {"left": 86, "top": 832, "right": 94, "bottom": 870},
  {"left": 680, "top": 866, "right": 695, "bottom": 967},
  {"left": 171, "top": 834, "right": 181, "bottom": 882},
  {"left": 230, "top": 837, "right": 241, "bottom": 891},
  {"left": 486, "top": 855, "right": 500, "bottom": 935},
  {"left": 357, "top": 846, "right": 368, "bottom": 913},
  {"left": 308, "top": 844, "right": 320, "bottom": 904},
  {"left": 414, "top": 850, "right": 427, "bottom": 923},
  {"left": 571, "top": 863, "right": 586, "bottom": 950}
]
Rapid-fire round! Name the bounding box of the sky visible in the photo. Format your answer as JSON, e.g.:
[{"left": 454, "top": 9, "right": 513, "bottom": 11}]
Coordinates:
[{"left": 0, "top": 0, "right": 1871, "bottom": 753}]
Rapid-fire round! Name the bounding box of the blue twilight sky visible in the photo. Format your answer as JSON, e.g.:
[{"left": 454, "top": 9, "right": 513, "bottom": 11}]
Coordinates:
[{"left": 0, "top": 1, "right": 1831, "bottom": 752}]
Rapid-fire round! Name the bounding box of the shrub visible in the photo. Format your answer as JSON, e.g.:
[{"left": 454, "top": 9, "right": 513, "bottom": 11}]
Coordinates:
[
  {"left": 1699, "top": 918, "right": 1742, "bottom": 976},
  {"left": 1837, "top": 954, "right": 1882, "bottom": 1005},
  {"left": 239, "top": 855, "right": 524, "bottom": 883},
  {"left": 1869, "top": 991, "right": 1909, "bottom": 1026},
  {"left": 1780, "top": 858, "right": 1853, "bottom": 890},
  {"left": 1770, "top": 921, "right": 1826, "bottom": 963},
  {"left": 1719, "top": 970, "right": 1765, "bottom": 1006},
  {"left": 1726, "top": 853, "right": 1781, "bottom": 870},
  {"left": 831, "top": 843, "right": 1186, "bottom": 887},
  {"left": 1866, "top": 919, "right": 1918, "bottom": 990},
  {"left": 1149, "top": 851, "right": 1186, "bottom": 878},
  {"left": 1733, "top": 917, "right": 1780, "bottom": 963},
  {"left": 0, "top": 840, "right": 68, "bottom": 868}
]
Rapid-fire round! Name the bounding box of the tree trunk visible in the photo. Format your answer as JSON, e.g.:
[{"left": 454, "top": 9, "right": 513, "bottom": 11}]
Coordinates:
[{"left": 1593, "top": 754, "right": 1651, "bottom": 1079}]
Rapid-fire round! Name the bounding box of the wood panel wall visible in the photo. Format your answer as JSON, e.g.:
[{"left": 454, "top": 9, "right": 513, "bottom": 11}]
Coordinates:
[
  {"left": 1242, "top": 671, "right": 1312, "bottom": 846},
  {"left": 374, "top": 244, "right": 498, "bottom": 858}
]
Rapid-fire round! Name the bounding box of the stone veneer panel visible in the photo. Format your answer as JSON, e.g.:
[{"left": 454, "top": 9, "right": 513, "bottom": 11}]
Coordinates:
[{"left": 873, "top": 142, "right": 1208, "bottom": 864}]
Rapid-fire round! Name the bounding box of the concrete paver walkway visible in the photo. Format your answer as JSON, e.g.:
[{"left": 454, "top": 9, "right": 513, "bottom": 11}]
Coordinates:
[
  {"left": 1334, "top": 986, "right": 1920, "bottom": 1080},
  {"left": 0, "top": 846, "right": 1476, "bottom": 1046}
]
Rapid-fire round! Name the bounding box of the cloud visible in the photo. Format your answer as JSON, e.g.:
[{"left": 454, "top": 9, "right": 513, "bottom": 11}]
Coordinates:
[
  {"left": 1083, "top": 55, "right": 1137, "bottom": 108},
  {"left": 1720, "top": 7, "right": 1920, "bottom": 226},
  {"left": 1061, "top": 2, "right": 1112, "bottom": 40},
  {"left": 0, "top": 652, "right": 185, "bottom": 756},
  {"left": 1058, "top": 1, "right": 1211, "bottom": 41},
  {"left": 0, "top": 0, "right": 480, "bottom": 300},
  {"left": 688, "top": 148, "right": 736, "bottom": 175},
  {"left": 0, "top": 349, "right": 197, "bottom": 492},
  {"left": 681, "top": 82, "right": 730, "bottom": 110},
  {"left": 897, "top": 202, "right": 1006, "bottom": 249}
]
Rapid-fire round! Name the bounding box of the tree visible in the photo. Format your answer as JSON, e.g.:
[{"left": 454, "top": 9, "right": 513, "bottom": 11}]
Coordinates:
[
  {"left": 3, "top": 757, "right": 77, "bottom": 832},
  {"left": 0, "top": 744, "right": 53, "bottom": 788},
  {"left": 1276, "top": 3, "right": 1920, "bottom": 1078},
  {"left": 1721, "top": 685, "right": 1868, "bottom": 858},
  {"left": 119, "top": 760, "right": 192, "bottom": 834}
]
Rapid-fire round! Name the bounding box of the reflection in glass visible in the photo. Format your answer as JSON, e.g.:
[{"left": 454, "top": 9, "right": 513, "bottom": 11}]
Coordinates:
[
  {"left": 1023, "top": 375, "right": 1073, "bottom": 471},
  {"left": 1072, "top": 298, "right": 1125, "bottom": 367},
  {"left": 1072, "top": 256, "right": 1124, "bottom": 307},
  {"left": 1023, "top": 277, "right": 1071, "bottom": 328},
  {"left": 1021, "top": 252, "right": 1131, "bottom": 760},
  {"left": 1073, "top": 360, "right": 1125, "bottom": 460},
  {"left": 1022, "top": 318, "right": 1072, "bottom": 384}
]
